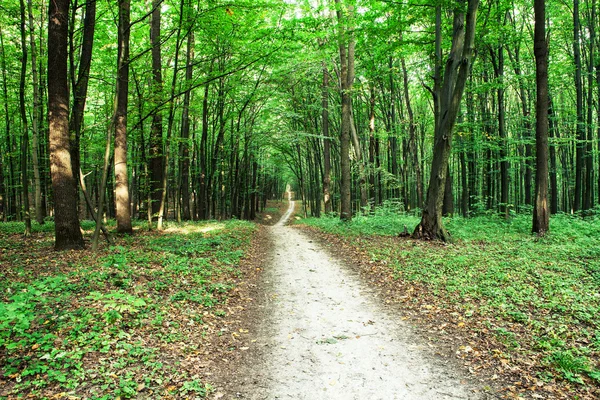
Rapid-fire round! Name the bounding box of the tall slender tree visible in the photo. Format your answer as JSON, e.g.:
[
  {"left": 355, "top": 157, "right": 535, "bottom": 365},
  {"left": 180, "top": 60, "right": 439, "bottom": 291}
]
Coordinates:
[
  {"left": 114, "top": 0, "right": 132, "bottom": 233},
  {"left": 335, "top": 0, "right": 355, "bottom": 221},
  {"left": 532, "top": 0, "right": 549, "bottom": 235}
]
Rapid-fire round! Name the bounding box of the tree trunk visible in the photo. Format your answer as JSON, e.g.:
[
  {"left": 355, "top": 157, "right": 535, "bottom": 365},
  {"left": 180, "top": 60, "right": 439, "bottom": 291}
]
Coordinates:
[
  {"left": 27, "top": 0, "right": 44, "bottom": 224},
  {"left": 491, "top": 46, "right": 509, "bottom": 218},
  {"left": 573, "top": 0, "right": 584, "bottom": 213},
  {"left": 0, "top": 29, "right": 17, "bottom": 221},
  {"left": 532, "top": 0, "right": 549, "bottom": 235},
  {"left": 48, "top": 0, "right": 84, "bottom": 250},
  {"left": 179, "top": 30, "right": 194, "bottom": 221},
  {"left": 322, "top": 64, "right": 332, "bottom": 214},
  {"left": 114, "top": 0, "right": 132, "bottom": 233},
  {"left": 69, "top": 0, "right": 96, "bottom": 218},
  {"left": 19, "top": 0, "right": 32, "bottom": 235},
  {"left": 549, "top": 96, "right": 559, "bottom": 214},
  {"left": 414, "top": 0, "right": 479, "bottom": 241},
  {"left": 149, "top": 0, "right": 164, "bottom": 219},
  {"left": 401, "top": 57, "right": 423, "bottom": 208},
  {"left": 584, "top": 0, "right": 595, "bottom": 212},
  {"left": 336, "top": 0, "right": 355, "bottom": 221}
]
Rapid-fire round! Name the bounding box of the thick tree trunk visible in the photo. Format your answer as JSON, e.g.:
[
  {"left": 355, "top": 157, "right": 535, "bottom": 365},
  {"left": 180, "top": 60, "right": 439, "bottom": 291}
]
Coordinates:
[
  {"left": 414, "top": 0, "right": 479, "bottom": 241},
  {"left": 48, "top": 0, "right": 84, "bottom": 250},
  {"left": 532, "top": 0, "right": 549, "bottom": 235},
  {"left": 114, "top": 0, "right": 132, "bottom": 233}
]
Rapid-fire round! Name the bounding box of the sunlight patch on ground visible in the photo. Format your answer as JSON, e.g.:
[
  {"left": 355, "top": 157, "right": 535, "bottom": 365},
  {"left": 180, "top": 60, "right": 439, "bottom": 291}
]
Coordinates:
[{"left": 163, "top": 222, "right": 226, "bottom": 235}]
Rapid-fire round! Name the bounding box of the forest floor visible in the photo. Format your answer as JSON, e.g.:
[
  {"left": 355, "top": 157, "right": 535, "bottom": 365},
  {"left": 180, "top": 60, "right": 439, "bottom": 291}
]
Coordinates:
[{"left": 2, "top": 202, "right": 599, "bottom": 399}]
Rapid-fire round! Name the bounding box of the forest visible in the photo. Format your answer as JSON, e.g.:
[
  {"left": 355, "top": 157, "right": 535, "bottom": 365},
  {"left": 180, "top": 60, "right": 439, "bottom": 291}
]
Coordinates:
[
  {"left": 0, "top": 0, "right": 585, "bottom": 243},
  {"left": 1, "top": 0, "right": 600, "bottom": 398}
]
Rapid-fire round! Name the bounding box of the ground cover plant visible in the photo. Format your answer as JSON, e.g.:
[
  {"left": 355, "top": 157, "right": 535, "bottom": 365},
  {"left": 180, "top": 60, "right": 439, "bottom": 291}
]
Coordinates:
[
  {"left": 0, "top": 220, "right": 257, "bottom": 399},
  {"left": 299, "top": 208, "right": 600, "bottom": 399}
]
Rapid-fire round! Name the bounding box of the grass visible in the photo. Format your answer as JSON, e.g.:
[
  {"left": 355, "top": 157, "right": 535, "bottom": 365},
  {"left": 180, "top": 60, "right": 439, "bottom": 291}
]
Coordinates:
[
  {"left": 300, "top": 210, "right": 600, "bottom": 391},
  {"left": 0, "top": 219, "right": 256, "bottom": 399}
]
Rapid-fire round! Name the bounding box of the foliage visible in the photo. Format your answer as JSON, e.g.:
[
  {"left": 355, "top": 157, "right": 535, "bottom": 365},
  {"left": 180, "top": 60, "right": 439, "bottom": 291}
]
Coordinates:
[{"left": 0, "top": 220, "right": 256, "bottom": 398}]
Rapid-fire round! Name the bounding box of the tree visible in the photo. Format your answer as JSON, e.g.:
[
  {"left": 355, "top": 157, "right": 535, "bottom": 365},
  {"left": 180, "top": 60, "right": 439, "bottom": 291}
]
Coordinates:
[
  {"left": 413, "top": 0, "right": 480, "bottom": 241},
  {"left": 532, "top": 0, "right": 549, "bottom": 235},
  {"left": 335, "top": 0, "right": 355, "bottom": 221},
  {"left": 48, "top": 0, "right": 84, "bottom": 250},
  {"left": 19, "top": 0, "right": 31, "bottom": 235},
  {"left": 114, "top": 0, "right": 133, "bottom": 234}
]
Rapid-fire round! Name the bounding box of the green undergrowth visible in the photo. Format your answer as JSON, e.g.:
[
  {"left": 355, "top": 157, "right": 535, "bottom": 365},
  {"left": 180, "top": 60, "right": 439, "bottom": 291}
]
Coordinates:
[
  {"left": 300, "top": 212, "right": 600, "bottom": 388},
  {"left": 0, "top": 220, "right": 256, "bottom": 399}
]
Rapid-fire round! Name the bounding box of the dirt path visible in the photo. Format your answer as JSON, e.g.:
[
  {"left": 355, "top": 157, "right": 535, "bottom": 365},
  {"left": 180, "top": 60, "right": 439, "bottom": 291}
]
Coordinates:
[{"left": 217, "top": 200, "right": 490, "bottom": 399}]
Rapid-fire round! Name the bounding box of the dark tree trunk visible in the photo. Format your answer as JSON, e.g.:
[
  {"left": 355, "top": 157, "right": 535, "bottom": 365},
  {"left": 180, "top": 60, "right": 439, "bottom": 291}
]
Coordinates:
[
  {"left": 19, "top": 0, "right": 31, "bottom": 235},
  {"left": 532, "top": 0, "right": 550, "bottom": 235},
  {"left": 69, "top": 0, "right": 95, "bottom": 186},
  {"left": 443, "top": 165, "right": 454, "bottom": 216},
  {"left": 114, "top": 0, "right": 132, "bottom": 233},
  {"left": 414, "top": 0, "right": 479, "bottom": 241},
  {"left": 149, "top": 0, "right": 164, "bottom": 218},
  {"left": 48, "top": 0, "right": 84, "bottom": 250}
]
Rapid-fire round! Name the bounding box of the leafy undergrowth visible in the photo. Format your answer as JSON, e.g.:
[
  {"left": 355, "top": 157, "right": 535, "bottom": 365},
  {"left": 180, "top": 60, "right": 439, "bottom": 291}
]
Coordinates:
[
  {"left": 299, "top": 211, "right": 600, "bottom": 399},
  {"left": 0, "top": 220, "right": 258, "bottom": 399}
]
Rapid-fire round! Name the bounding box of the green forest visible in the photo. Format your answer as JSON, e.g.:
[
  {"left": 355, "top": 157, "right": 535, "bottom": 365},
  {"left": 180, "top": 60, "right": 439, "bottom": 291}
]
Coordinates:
[{"left": 1, "top": 0, "right": 600, "bottom": 398}]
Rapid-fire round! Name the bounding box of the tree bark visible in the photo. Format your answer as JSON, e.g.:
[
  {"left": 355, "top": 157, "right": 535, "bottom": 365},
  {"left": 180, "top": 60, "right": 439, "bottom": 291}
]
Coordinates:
[
  {"left": 69, "top": 0, "right": 96, "bottom": 216},
  {"left": 336, "top": 0, "right": 355, "bottom": 221},
  {"left": 532, "top": 0, "right": 549, "bottom": 235},
  {"left": 19, "top": 0, "right": 32, "bottom": 235},
  {"left": 573, "top": 0, "right": 584, "bottom": 213},
  {"left": 401, "top": 57, "right": 423, "bottom": 208},
  {"left": 149, "top": 0, "right": 164, "bottom": 219},
  {"left": 48, "top": 0, "right": 84, "bottom": 250},
  {"left": 0, "top": 29, "right": 17, "bottom": 221},
  {"left": 179, "top": 30, "right": 194, "bottom": 221},
  {"left": 414, "top": 0, "right": 479, "bottom": 241},
  {"left": 114, "top": 0, "right": 132, "bottom": 233}
]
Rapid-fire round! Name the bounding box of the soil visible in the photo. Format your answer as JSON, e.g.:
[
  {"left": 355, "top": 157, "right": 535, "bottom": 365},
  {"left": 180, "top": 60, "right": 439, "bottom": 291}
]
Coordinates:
[{"left": 211, "top": 200, "right": 496, "bottom": 400}]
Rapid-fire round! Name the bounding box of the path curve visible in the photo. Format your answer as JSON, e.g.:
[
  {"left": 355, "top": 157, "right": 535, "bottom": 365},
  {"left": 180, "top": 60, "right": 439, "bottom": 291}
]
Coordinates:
[{"left": 228, "top": 199, "right": 488, "bottom": 399}]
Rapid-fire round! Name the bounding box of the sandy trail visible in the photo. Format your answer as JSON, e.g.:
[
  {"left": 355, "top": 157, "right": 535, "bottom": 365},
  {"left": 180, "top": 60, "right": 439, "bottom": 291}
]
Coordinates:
[{"left": 227, "top": 199, "right": 486, "bottom": 399}]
